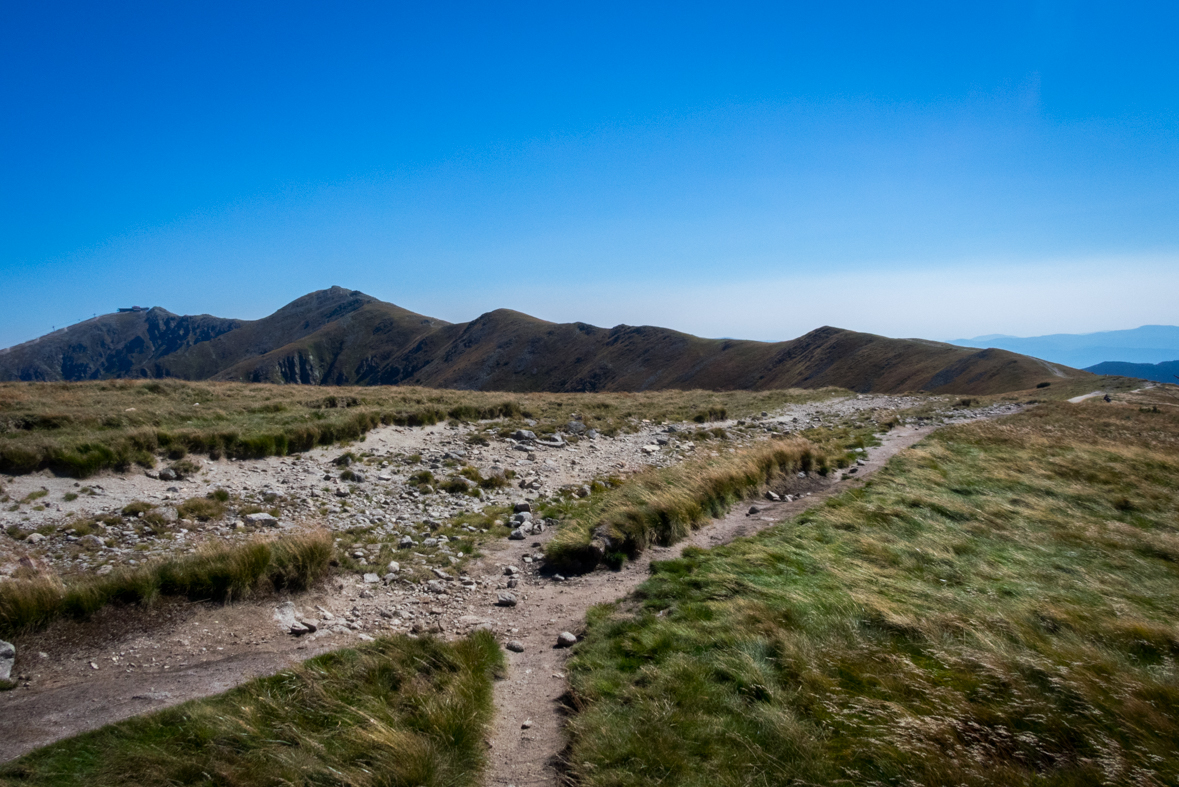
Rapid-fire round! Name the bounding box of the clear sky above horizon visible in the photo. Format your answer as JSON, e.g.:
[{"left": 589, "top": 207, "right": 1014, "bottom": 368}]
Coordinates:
[{"left": 2, "top": 1, "right": 1177, "bottom": 350}]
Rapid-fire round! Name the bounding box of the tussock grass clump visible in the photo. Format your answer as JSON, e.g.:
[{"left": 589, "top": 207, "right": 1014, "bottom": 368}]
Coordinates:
[
  {"left": 0, "top": 631, "right": 504, "bottom": 786},
  {"left": 0, "top": 532, "right": 332, "bottom": 639},
  {"left": 563, "top": 399, "right": 1179, "bottom": 786},
  {"left": 546, "top": 438, "right": 824, "bottom": 573},
  {"left": 0, "top": 380, "right": 841, "bottom": 477}
]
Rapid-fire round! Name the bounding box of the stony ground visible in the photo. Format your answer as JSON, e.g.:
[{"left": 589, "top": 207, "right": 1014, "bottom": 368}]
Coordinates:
[{"left": 0, "top": 394, "right": 1021, "bottom": 766}]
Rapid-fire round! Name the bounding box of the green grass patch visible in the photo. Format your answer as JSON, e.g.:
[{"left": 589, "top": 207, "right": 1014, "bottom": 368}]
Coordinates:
[
  {"left": 563, "top": 399, "right": 1179, "bottom": 786},
  {"left": 0, "top": 631, "right": 504, "bottom": 787},
  {"left": 545, "top": 437, "right": 827, "bottom": 573},
  {"left": 0, "top": 532, "right": 332, "bottom": 639}
]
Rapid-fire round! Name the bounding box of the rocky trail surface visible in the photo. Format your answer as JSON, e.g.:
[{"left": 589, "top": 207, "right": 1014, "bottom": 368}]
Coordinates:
[{"left": 0, "top": 396, "right": 1018, "bottom": 766}]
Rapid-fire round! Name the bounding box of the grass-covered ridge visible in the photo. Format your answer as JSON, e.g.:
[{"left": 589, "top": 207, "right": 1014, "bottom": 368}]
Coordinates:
[
  {"left": 544, "top": 436, "right": 833, "bottom": 573},
  {"left": 564, "top": 398, "right": 1179, "bottom": 786},
  {"left": 0, "top": 631, "right": 504, "bottom": 787},
  {"left": 0, "top": 531, "right": 332, "bottom": 639},
  {"left": 0, "top": 379, "right": 841, "bottom": 477}
]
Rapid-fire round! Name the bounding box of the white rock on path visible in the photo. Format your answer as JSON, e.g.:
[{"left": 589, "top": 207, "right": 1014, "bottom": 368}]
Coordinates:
[{"left": 0, "top": 639, "right": 14, "bottom": 681}]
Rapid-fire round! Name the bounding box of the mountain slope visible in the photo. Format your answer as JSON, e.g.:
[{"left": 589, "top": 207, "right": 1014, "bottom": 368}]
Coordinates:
[
  {"left": 949, "top": 325, "right": 1179, "bottom": 368},
  {"left": 0, "top": 288, "right": 1088, "bottom": 394}
]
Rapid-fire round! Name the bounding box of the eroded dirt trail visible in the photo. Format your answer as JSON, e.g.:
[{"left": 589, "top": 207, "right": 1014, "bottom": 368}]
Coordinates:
[{"left": 482, "top": 424, "right": 936, "bottom": 787}]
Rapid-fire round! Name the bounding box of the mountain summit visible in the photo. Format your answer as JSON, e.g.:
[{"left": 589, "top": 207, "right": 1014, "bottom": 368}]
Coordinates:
[{"left": 0, "top": 287, "right": 1083, "bottom": 394}]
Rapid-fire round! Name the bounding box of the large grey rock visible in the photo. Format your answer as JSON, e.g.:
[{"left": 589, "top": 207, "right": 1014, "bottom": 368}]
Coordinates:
[
  {"left": 25, "top": 532, "right": 46, "bottom": 544},
  {"left": 565, "top": 420, "right": 586, "bottom": 434},
  {"left": 363, "top": 573, "right": 381, "bottom": 584},
  {"left": 506, "top": 640, "right": 525, "bottom": 652},
  {"left": 245, "top": 512, "right": 278, "bottom": 526},
  {"left": 556, "top": 631, "right": 578, "bottom": 647},
  {"left": 512, "top": 429, "right": 536, "bottom": 441},
  {"left": 496, "top": 593, "right": 518, "bottom": 607},
  {"left": 274, "top": 602, "right": 313, "bottom": 636},
  {"left": 0, "top": 639, "right": 14, "bottom": 681},
  {"left": 399, "top": 536, "right": 416, "bottom": 548},
  {"left": 513, "top": 501, "right": 532, "bottom": 514},
  {"left": 508, "top": 528, "right": 527, "bottom": 540}
]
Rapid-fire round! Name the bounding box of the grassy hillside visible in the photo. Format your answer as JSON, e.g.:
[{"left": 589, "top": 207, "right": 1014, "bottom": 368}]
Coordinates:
[
  {"left": 0, "top": 287, "right": 1088, "bottom": 395},
  {"left": 0, "top": 632, "right": 503, "bottom": 787},
  {"left": 563, "top": 395, "right": 1179, "bottom": 786},
  {"left": 0, "top": 379, "right": 837, "bottom": 476}
]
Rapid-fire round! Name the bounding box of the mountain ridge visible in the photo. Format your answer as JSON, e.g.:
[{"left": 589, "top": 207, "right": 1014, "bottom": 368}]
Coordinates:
[{"left": 0, "top": 287, "right": 1087, "bottom": 395}]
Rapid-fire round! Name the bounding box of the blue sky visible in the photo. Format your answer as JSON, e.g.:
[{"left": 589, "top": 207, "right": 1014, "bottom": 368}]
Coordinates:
[{"left": 2, "top": 1, "right": 1177, "bottom": 349}]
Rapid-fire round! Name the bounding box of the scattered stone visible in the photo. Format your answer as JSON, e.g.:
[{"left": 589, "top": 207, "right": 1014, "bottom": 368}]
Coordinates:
[
  {"left": 399, "top": 536, "right": 416, "bottom": 549},
  {"left": 509, "top": 528, "right": 527, "bottom": 540},
  {"left": 513, "top": 501, "right": 532, "bottom": 514},
  {"left": 96, "top": 564, "right": 113, "bottom": 576},
  {"left": 386, "top": 561, "right": 400, "bottom": 573},
  {"left": 765, "top": 491, "right": 781, "bottom": 501},
  {"left": 357, "top": 633, "right": 375, "bottom": 642},
  {"left": 496, "top": 593, "right": 518, "bottom": 607},
  {"left": 244, "top": 512, "right": 278, "bottom": 526},
  {"left": 26, "top": 533, "right": 46, "bottom": 544},
  {"left": 641, "top": 445, "right": 660, "bottom": 454},
  {"left": 158, "top": 468, "right": 178, "bottom": 482},
  {"left": 512, "top": 429, "right": 537, "bottom": 441},
  {"left": 504, "top": 565, "right": 520, "bottom": 576},
  {"left": 0, "top": 639, "right": 14, "bottom": 681},
  {"left": 506, "top": 577, "right": 519, "bottom": 589},
  {"left": 427, "top": 580, "right": 447, "bottom": 593},
  {"left": 335, "top": 489, "right": 350, "bottom": 498},
  {"left": 747, "top": 505, "right": 762, "bottom": 515},
  {"left": 363, "top": 573, "right": 381, "bottom": 584},
  {"left": 506, "top": 640, "right": 525, "bottom": 652},
  {"left": 521, "top": 719, "right": 533, "bottom": 729},
  {"left": 431, "top": 568, "right": 451, "bottom": 580},
  {"left": 586, "top": 428, "right": 599, "bottom": 438},
  {"left": 556, "top": 631, "right": 578, "bottom": 648}
]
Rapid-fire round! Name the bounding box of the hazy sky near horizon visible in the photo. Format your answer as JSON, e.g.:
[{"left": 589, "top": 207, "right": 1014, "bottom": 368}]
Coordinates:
[{"left": 2, "top": 1, "right": 1177, "bottom": 349}]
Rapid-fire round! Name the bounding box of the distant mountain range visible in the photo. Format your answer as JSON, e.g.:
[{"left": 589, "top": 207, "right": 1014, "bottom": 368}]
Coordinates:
[
  {"left": 0, "top": 287, "right": 1086, "bottom": 395},
  {"left": 949, "top": 325, "right": 1179, "bottom": 369},
  {"left": 1084, "top": 360, "right": 1179, "bottom": 384}
]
